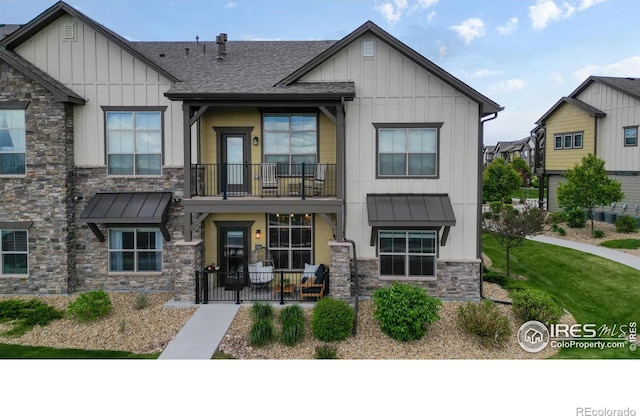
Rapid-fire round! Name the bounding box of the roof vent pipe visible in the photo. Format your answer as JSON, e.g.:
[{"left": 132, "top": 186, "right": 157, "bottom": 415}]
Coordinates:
[
  {"left": 184, "top": 45, "right": 190, "bottom": 58},
  {"left": 221, "top": 33, "right": 227, "bottom": 55},
  {"left": 216, "top": 35, "right": 223, "bottom": 60}
]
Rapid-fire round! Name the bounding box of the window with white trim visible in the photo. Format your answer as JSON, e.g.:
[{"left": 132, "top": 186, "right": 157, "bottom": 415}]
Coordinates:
[
  {"left": 106, "top": 110, "right": 162, "bottom": 175},
  {"left": 375, "top": 123, "right": 441, "bottom": 177},
  {"left": 553, "top": 132, "right": 583, "bottom": 150},
  {"left": 267, "top": 214, "right": 313, "bottom": 270},
  {"left": 108, "top": 229, "right": 162, "bottom": 272},
  {"left": 1, "top": 230, "right": 28, "bottom": 275},
  {"left": 0, "top": 109, "right": 26, "bottom": 175},
  {"left": 624, "top": 126, "right": 638, "bottom": 147},
  {"left": 263, "top": 113, "right": 317, "bottom": 175},
  {"left": 379, "top": 230, "right": 436, "bottom": 277}
]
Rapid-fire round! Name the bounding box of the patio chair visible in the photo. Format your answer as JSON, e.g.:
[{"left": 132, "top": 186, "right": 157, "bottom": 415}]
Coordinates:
[
  {"left": 304, "top": 163, "right": 327, "bottom": 196},
  {"left": 299, "top": 263, "right": 328, "bottom": 300},
  {"left": 248, "top": 262, "right": 274, "bottom": 291},
  {"left": 260, "top": 163, "right": 279, "bottom": 197}
]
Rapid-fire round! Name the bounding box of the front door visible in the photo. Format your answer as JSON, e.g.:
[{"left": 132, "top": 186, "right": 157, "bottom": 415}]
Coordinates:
[
  {"left": 221, "top": 133, "right": 249, "bottom": 195},
  {"left": 219, "top": 227, "right": 249, "bottom": 288}
]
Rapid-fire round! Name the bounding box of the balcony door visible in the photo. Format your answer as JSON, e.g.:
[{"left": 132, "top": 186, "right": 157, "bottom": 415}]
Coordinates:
[{"left": 216, "top": 127, "right": 252, "bottom": 196}]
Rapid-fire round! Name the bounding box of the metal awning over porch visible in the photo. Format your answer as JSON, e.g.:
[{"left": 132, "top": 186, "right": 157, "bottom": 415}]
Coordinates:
[
  {"left": 80, "top": 192, "right": 172, "bottom": 242},
  {"left": 366, "top": 193, "right": 456, "bottom": 246}
]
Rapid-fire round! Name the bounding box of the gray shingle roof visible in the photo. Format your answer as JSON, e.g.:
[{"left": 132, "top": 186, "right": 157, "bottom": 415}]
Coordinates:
[
  {"left": 573, "top": 76, "right": 640, "bottom": 102},
  {"left": 134, "top": 40, "right": 355, "bottom": 98},
  {"left": 0, "top": 24, "right": 21, "bottom": 39}
]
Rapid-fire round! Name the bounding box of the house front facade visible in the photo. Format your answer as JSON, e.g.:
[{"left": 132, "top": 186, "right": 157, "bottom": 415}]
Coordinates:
[
  {"left": 535, "top": 76, "right": 640, "bottom": 215},
  {"left": 1, "top": 1, "right": 501, "bottom": 302}
]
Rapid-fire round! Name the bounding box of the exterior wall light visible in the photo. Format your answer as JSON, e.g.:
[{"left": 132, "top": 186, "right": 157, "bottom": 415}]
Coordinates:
[
  {"left": 255, "top": 229, "right": 261, "bottom": 239},
  {"left": 253, "top": 137, "right": 259, "bottom": 146}
]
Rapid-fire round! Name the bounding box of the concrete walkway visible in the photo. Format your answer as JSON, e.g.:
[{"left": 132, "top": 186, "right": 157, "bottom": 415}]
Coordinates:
[
  {"left": 158, "top": 302, "right": 240, "bottom": 360},
  {"left": 527, "top": 235, "right": 640, "bottom": 271}
]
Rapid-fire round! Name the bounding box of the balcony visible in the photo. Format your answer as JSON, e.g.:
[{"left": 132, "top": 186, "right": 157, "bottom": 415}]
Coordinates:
[{"left": 190, "top": 163, "right": 337, "bottom": 199}]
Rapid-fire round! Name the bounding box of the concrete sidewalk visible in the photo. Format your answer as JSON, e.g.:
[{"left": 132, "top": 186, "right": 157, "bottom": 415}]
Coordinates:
[
  {"left": 527, "top": 235, "right": 640, "bottom": 271},
  {"left": 158, "top": 302, "right": 240, "bottom": 359}
]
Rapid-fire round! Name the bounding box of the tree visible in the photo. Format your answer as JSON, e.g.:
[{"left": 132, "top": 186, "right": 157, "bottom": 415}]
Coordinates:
[
  {"left": 483, "top": 158, "right": 522, "bottom": 203},
  {"left": 483, "top": 205, "right": 544, "bottom": 276},
  {"left": 557, "top": 154, "right": 624, "bottom": 233},
  {"left": 510, "top": 156, "right": 532, "bottom": 187}
]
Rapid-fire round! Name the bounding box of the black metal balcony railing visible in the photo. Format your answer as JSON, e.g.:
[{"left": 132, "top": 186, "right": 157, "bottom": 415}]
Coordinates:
[{"left": 190, "top": 163, "right": 337, "bottom": 199}]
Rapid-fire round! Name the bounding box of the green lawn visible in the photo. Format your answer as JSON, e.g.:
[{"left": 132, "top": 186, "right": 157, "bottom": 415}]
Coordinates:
[
  {"left": 482, "top": 234, "right": 640, "bottom": 359},
  {"left": 0, "top": 343, "right": 159, "bottom": 359}
]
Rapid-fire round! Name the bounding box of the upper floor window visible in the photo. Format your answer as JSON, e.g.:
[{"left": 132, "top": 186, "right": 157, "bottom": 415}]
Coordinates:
[
  {"left": 0, "top": 109, "right": 26, "bottom": 175},
  {"left": 263, "top": 113, "right": 317, "bottom": 175},
  {"left": 108, "top": 228, "right": 162, "bottom": 272},
  {"left": 1, "top": 230, "right": 28, "bottom": 275},
  {"left": 624, "top": 126, "right": 638, "bottom": 147},
  {"left": 553, "top": 132, "right": 583, "bottom": 150},
  {"left": 374, "top": 123, "right": 442, "bottom": 178},
  {"left": 104, "top": 108, "right": 164, "bottom": 175}
]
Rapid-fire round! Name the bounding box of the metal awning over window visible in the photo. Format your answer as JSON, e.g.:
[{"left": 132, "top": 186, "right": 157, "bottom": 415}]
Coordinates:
[
  {"left": 366, "top": 193, "right": 456, "bottom": 246},
  {"left": 80, "top": 192, "right": 172, "bottom": 242}
]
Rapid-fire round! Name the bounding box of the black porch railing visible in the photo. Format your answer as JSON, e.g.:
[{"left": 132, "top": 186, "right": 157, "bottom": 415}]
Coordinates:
[
  {"left": 190, "top": 163, "right": 337, "bottom": 198},
  {"left": 195, "top": 270, "right": 329, "bottom": 304}
]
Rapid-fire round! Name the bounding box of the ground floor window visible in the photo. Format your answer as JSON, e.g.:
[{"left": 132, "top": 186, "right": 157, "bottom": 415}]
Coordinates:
[
  {"left": 1, "top": 230, "right": 28, "bottom": 275},
  {"left": 108, "top": 228, "right": 162, "bottom": 272},
  {"left": 267, "top": 213, "right": 313, "bottom": 270},
  {"left": 379, "top": 230, "right": 436, "bottom": 277}
]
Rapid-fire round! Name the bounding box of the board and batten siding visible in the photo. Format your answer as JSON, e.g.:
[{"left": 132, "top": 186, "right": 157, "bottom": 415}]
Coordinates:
[
  {"left": 544, "top": 103, "right": 595, "bottom": 172},
  {"left": 300, "top": 35, "right": 481, "bottom": 261},
  {"left": 576, "top": 82, "right": 640, "bottom": 172},
  {"left": 13, "top": 14, "right": 183, "bottom": 167}
]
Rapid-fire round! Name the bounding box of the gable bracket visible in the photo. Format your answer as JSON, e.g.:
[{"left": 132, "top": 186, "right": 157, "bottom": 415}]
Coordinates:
[
  {"left": 319, "top": 106, "right": 337, "bottom": 124},
  {"left": 190, "top": 106, "right": 210, "bottom": 126}
]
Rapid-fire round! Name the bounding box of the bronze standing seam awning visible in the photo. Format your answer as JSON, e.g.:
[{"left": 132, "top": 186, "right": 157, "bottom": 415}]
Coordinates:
[
  {"left": 366, "top": 193, "right": 456, "bottom": 246},
  {"left": 80, "top": 192, "right": 172, "bottom": 242}
]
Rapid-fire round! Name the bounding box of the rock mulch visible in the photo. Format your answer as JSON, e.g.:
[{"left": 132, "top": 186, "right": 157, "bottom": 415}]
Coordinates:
[{"left": 541, "top": 220, "right": 640, "bottom": 256}]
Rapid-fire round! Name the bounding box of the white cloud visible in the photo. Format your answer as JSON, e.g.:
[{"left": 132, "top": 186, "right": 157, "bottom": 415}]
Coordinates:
[
  {"left": 573, "top": 56, "right": 640, "bottom": 80},
  {"left": 416, "top": 0, "right": 438, "bottom": 7},
  {"left": 374, "top": 0, "right": 437, "bottom": 26},
  {"left": 225, "top": 1, "right": 237, "bottom": 8},
  {"left": 528, "top": 0, "right": 605, "bottom": 30},
  {"left": 450, "top": 18, "right": 485, "bottom": 45},
  {"left": 550, "top": 72, "right": 565, "bottom": 84},
  {"left": 497, "top": 17, "right": 518, "bottom": 35},
  {"left": 427, "top": 10, "right": 436, "bottom": 22},
  {"left": 438, "top": 45, "right": 447, "bottom": 59},
  {"left": 486, "top": 78, "right": 526, "bottom": 94},
  {"left": 464, "top": 69, "right": 504, "bottom": 79},
  {"left": 578, "top": 0, "right": 608, "bottom": 11}
]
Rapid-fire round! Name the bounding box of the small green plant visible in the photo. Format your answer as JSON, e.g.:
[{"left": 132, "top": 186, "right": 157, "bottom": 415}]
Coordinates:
[
  {"left": 67, "top": 290, "right": 113, "bottom": 322},
  {"left": 133, "top": 293, "right": 149, "bottom": 310},
  {"left": 118, "top": 318, "right": 126, "bottom": 333},
  {"left": 457, "top": 300, "right": 512, "bottom": 347},
  {"left": 373, "top": 282, "right": 441, "bottom": 342},
  {"left": 566, "top": 208, "right": 586, "bottom": 228},
  {"left": 489, "top": 201, "right": 502, "bottom": 214},
  {"left": 311, "top": 297, "right": 354, "bottom": 342},
  {"left": 250, "top": 302, "right": 274, "bottom": 320},
  {"left": 279, "top": 304, "right": 305, "bottom": 346},
  {"left": 556, "top": 226, "right": 566, "bottom": 236},
  {"left": 0, "top": 299, "right": 65, "bottom": 337},
  {"left": 511, "top": 288, "right": 563, "bottom": 325},
  {"left": 615, "top": 215, "right": 638, "bottom": 233},
  {"left": 592, "top": 230, "right": 605, "bottom": 238},
  {"left": 315, "top": 344, "right": 338, "bottom": 359},
  {"left": 483, "top": 270, "right": 509, "bottom": 287},
  {"left": 482, "top": 211, "right": 493, "bottom": 220},
  {"left": 248, "top": 318, "right": 275, "bottom": 347},
  {"left": 546, "top": 211, "right": 567, "bottom": 225}
]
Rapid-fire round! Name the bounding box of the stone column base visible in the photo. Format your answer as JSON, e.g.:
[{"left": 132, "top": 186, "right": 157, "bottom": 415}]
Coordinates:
[{"left": 173, "top": 239, "right": 204, "bottom": 302}]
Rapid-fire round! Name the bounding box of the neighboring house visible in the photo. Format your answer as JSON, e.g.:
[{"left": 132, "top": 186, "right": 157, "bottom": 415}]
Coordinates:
[
  {"left": 483, "top": 145, "right": 496, "bottom": 166},
  {"left": 534, "top": 76, "right": 640, "bottom": 215},
  {"left": 0, "top": 1, "right": 501, "bottom": 301},
  {"left": 492, "top": 137, "right": 535, "bottom": 166}
]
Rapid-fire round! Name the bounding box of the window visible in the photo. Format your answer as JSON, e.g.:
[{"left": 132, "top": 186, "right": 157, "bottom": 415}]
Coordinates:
[
  {"left": 553, "top": 132, "right": 583, "bottom": 150},
  {"left": 263, "top": 113, "right": 317, "bottom": 175},
  {"left": 624, "top": 126, "right": 638, "bottom": 147},
  {"left": 0, "top": 109, "right": 26, "bottom": 175},
  {"left": 379, "top": 231, "right": 436, "bottom": 278},
  {"left": 108, "top": 229, "right": 162, "bottom": 272},
  {"left": 375, "top": 123, "right": 441, "bottom": 177},
  {"left": 267, "top": 214, "right": 313, "bottom": 270},
  {"left": 1, "top": 230, "right": 28, "bottom": 275},
  {"left": 105, "top": 109, "right": 163, "bottom": 175}
]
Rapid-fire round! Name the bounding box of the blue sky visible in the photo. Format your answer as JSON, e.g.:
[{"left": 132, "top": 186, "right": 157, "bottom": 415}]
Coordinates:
[{"left": 2, "top": 0, "right": 639, "bottom": 145}]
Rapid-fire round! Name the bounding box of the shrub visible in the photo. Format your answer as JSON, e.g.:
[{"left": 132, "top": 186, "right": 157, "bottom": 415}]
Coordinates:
[
  {"left": 248, "top": 318, "right": 275, "bottom": 347},
  {"left": 511, "top": 288, "right": 563, "bottom": 325},
  {"left": 0, "top": 299, "right": 65, "bottom": 336},
  {"left": 250, "top": 302, "right": 274, "bottom": 320},
  {"left": 565, "top": 208, "right": 586, "bottom": 228},
  {"left": 457, "top": 300, "right": 512, "bottom": 347},
  {"left": 546, "top": 211, "right": 567, "bottom": 225},
  {"left": 67, "top": 290, "right": 113, "bottom": 322},
  {"left": 311, "top": 297, "right": 354, "bottom": 342},
  {"left": 279, "top": 305, "right": 305, "bottom": 346},
  {"left": 592, "top": 230, "right": 605, "bottom": 238},
  {"left": 482, "top": 211, "right": 493, "bottom": 220},
  {"left": 483, "top": 270, "right": 509, "bottom": 286},
  {"left": 133, "top": 293, "right": 149, "bottom": 310},
  {"left": 556, "top": 227, "right": 566, "bottom": 236},
  {"left": 373, "top": 282, "right": 441, "bottom": 342},
  {"left": 615, "top": 215, "right": 638, "bottom": 233},
  {"left": 315, "top": 344, "right": 338, "bottom": 359},
  {"left": 489, "top": 201, "right": 502, "bottom": 214}
]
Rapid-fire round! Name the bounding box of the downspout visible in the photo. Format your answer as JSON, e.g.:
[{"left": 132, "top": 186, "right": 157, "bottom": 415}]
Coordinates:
[{"left": 479, "top": 110, "right": 512, "bottom": 304}]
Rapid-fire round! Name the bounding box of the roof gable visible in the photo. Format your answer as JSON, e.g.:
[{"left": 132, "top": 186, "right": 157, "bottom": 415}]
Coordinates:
[
  {"left": 570, "top": 76, "right": 640, "bottom": 102},
  {"left": 277, "top": 20, "right": 501, "bottom": 116},
  {"left": 1, "top": 1, "right": 179, "bottom": 83},
  {"left": 535, "top": 96, "right": 605, "bottom": 125}
]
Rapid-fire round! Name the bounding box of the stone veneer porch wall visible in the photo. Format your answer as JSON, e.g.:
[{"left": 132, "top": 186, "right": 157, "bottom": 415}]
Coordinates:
[
  {"left": 0, "top": 61, "right": 76, "bottom": 294},
  {"left": 73, "top": 167, "right": 192, "bottom": 293}
]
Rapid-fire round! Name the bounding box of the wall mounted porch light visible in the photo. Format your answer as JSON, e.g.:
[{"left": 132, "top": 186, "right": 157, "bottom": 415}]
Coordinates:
[
  {"left": 253, "top": 137, "right": 259, "bottom": 146},
  {"left": 255, "top": 229, "right": 261, "bottom": 239}
]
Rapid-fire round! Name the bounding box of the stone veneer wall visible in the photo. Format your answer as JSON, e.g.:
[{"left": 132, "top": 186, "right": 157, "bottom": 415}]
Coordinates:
[
  {"left": 0, "top": 61, "right": 76, "bottom": 294},
  {"left": 73, "top": 168, "right": 189, "bottom": 293}
]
